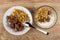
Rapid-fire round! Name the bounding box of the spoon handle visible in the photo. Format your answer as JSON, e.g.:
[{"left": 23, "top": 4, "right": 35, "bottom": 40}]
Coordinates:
[
  {"left": 36, "top": 28, "right": 49, "bottom": 35},
  {"left": 25, "top": 22, "right": 49, "bottom": 35}
]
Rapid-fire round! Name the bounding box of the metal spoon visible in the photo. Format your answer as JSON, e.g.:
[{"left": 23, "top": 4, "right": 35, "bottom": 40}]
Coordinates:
[{"left": 23, "top": 22, "right": 49, "bottom": 35}]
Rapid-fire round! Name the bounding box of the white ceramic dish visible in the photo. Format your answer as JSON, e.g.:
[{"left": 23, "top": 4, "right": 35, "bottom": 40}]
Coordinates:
[
  {"left": 34, "top": 5, "right": 57, "bottom": 28},
  {"left": 3, "top": 6, "right": 33, "bottom": 35}
]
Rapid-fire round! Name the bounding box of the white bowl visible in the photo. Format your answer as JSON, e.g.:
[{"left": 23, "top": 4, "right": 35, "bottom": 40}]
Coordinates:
[
  {"left": 34, "top": 5, "right": 57, "bottom": 28},
  {"left": 3, "top": 6, "right": 33, "bottom": 35}
]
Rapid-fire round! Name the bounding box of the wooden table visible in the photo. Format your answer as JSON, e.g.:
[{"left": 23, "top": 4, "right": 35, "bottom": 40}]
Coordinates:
[{"left": 0, "top": 0, "right": 60, "bottom": 40}]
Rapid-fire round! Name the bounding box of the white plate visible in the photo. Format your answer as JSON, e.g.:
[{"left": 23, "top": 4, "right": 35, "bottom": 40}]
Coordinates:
[
  {"left": 3, "top": 6, "right": 33, "bottom": 35},
  {"left": 34, "top": 5, "right": 58, "bottom": 28}
]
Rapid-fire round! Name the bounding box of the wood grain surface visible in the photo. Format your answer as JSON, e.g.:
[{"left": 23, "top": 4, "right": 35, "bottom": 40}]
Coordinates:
[{"left": 0, "top": 0, "right": 60, "bottom": 40}]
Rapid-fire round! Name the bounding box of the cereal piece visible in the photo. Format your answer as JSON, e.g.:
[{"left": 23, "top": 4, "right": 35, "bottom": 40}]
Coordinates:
[{"left": 46, "top": 16, "right": 50, "bottom": 22}]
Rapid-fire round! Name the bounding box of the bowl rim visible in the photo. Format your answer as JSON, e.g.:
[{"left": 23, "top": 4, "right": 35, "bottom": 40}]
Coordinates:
[{"left": 34, "top": 5, "right": 58, "bottom": 29}]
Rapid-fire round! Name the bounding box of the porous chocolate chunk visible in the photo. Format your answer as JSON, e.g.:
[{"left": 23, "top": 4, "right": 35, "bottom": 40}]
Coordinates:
[
  {"left": 19, "top": 26, "right": 24, "bottom": 31},
  {"left": 15, "top": 24, "right": 20, "bottom": 31},
  {"left": 14, "top": 28, "right": 18, "bottom": 32},
  {"left": 9, "top": 23, "right": 15, "bottom": 28},
  {"left": 48, "top": 11, "right": 51, "bottom": 15}
]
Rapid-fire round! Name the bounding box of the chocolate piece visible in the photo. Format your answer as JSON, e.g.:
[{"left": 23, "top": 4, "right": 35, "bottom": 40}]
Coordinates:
[
  {"left": 15, "top": 24, "right": 20, "bottom": 31},
  {"left": 19, "top": 26, "right": 24, "bottom": 31},
  {"left": 48, "top": 11, "right": 51, "bottom": 15},
  {"left": 14, "top": 28, "right": 18, "bottom": 32},
  {"left": 9, "top": 23, "right": 15, "bottom": 28}
]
